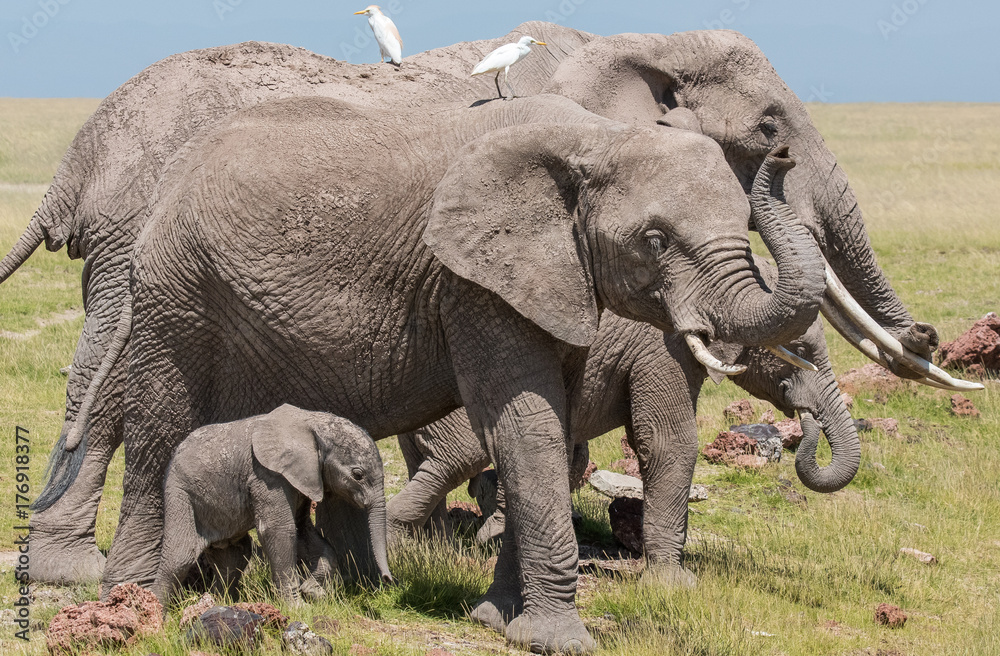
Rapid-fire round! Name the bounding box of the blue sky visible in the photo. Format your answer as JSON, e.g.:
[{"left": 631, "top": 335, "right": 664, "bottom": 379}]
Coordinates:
[{"left": 1, "top": 0, "right": 996, "bottom": 101}]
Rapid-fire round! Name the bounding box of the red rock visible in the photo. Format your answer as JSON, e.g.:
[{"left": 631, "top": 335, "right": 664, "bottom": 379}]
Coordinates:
[
  {"left": 938, "top": 313, "right": 1000, "bottom": 375},
  {"left": 46, "top": 583, "right": 163, "bottom": 655},
  {"left": 734, "top": 454, "right": 768, "bottom": 470},
  {"left": 620, "top": 434, "right": 636, "bottom": 459},
  {"left": 774, "top": 418, "right": 803, "bottom": 449},
  {"left": 950, "top": 394, "right": 981, "bottom": 418},
  {"left": 723, "top": 399, "right": 755, "bottom": 424},
  {"left": 231, "top": 602, "right": 288, "bottom": 629},
  {"left": 702, "top": 431, "right": 758, "bottom": 465},
  {"left": 580, "top": 460, "right": 598, "bottom": 485},
  {"left": 180, "top": 593, "right": 216, "bottom": 627},
  {"left": 837, "top": 363, "right": 904, "bottom": 397},
  {"left": 608, "top": 497, "right": 643, "bottom": 554},
  {"left": 350, "top": 644, "right": 377, "bottom": 655},
  {"left": 610, "top": 458, "right": 641, "bottom": 478},
  {"left": 841, "top": 392, "right": 854, "bottom": 409},
  {"left": 869, "top": 418, "right": 900, "bottom": 437},
  {"left": 759, "top": 408, "right": 775, "bottom": 424},
  {"left": 874, "top": 603, "right": 907, "bottom": 628}
]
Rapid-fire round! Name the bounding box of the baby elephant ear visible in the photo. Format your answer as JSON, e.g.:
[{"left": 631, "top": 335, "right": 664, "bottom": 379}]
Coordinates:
[
  {"left": 251, "top": 404, "right": 325, "bottom": 503},
  {"left": 424, "top": 124, "right": 602, "bottom": 348}
]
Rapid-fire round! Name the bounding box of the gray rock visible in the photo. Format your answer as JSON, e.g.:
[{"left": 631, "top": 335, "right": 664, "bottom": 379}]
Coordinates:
[
  {"left": 185, "top": 606, "right": 263, "bottom": 648},
  {"left": 729, "top": 424, "right": 783, "bottom": 462},
  {"left": 283, "top": 621, "right": 334, "bottom": 656},
  {"left": 688, "top": 484, "right": 709, "bottom": 502},
  {"left": 590, "top": 470, "right": 709, "bottom": 503},
  {"left": 589, "top": 470, "right": 643, "bottom": 500},
  {"left": 59, "top": 365, "right": 72, "bottom": 376}
]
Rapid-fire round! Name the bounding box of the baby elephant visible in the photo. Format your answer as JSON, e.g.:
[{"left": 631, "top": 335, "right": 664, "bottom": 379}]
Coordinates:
[{"left": 152, "top": 404, "right": 392, "bottom": 605}]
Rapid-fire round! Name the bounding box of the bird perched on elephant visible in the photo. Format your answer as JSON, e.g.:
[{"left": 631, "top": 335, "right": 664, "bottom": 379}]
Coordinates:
[
  {"left": 5, "top": 23, "right": 970, "bottom": 589},
  {"left": 390, "top": 275, "right": 858, "bottom": 586},
  {"left": 151, "top": 405, "right": 391, "bottom": 606},
  {"left": 100, "top": 91, "right": 827, "bottom": 654}
]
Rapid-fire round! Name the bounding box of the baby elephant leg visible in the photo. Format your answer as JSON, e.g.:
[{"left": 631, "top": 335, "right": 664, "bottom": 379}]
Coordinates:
[
  {"left": 203, "top": 534, "right": 254, "bottom": 600},
  {"left": 152, "top": 490, "right": 208, "bottom": 606}
]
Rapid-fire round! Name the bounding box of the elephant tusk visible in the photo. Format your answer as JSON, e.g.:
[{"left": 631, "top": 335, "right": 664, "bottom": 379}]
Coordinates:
[
  {"left": 821, "top": 257, "right": 984, "bottom": 392},
  {"left": 819, "top": 296, "right": 894, "bottom": 369},
  {"left": 765, "top": 345, "right": 818, "bottom": 372},
  {"left": 684, "top": 333, "right": 747, "bottom": 377}
]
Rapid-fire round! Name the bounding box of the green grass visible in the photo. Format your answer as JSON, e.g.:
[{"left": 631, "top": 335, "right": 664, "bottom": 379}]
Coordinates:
[{"left": 2, "top": 101, "right": 999, "bottom": 655}]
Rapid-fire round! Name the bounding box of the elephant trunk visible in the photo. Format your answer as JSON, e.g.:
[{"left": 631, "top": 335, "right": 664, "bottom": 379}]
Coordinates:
[
  {"left": 710, "top": 146, "right": 826, "bottom": 346},
  {"left": 367, "top": 496, "right": 393, "bottom": 585},
  {"left": 0, "top": 214, "right": 44, "bottom": 284},
  {"left": 794, "top": 378, "right": 861, "bottom": 493}
]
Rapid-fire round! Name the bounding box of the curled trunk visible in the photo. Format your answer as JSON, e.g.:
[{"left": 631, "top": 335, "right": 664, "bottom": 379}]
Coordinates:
[
  {"left": 712, "top": 147, "right": 827, "bottom": 346},
  {"left": 794, "top": 386, "right": 861, "bottom": 493}
]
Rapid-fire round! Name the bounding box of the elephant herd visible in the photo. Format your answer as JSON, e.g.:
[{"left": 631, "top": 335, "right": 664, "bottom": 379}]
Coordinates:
[{"left": 2, "top": 22, "right": 981, "bottom": 655}]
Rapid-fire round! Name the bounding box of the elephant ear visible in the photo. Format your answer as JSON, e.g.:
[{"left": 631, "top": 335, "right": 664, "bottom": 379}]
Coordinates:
[
  {"left": 251, "top": 404, "right": 325, "bottom": 503},
  {"left": 424, "top": 124, "right": 603, "bottom": 347}
]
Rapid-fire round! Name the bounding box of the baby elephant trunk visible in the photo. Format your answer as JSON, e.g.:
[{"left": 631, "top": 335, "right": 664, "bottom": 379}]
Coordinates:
[{"left": 367, "top": 496, "right": 393, "bottom": 585}]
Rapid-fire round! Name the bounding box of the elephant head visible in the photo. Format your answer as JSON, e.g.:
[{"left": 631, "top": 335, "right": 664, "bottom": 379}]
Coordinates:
[
  {"left": 425, "top": 121, "right": 825, "bottom": 357},
  {"left": 542, "top": 30, "right": 979, "bottom": 390},
  {"left": 250, "top": 404, "right": 392, "bottom": 585}
]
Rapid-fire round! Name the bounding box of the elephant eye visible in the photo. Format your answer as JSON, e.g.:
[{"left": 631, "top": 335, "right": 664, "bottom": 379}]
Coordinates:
[
  {"left": 351, "top": 468, "right": 365, "bottom": 482},
  {"left": 759, "top": 119, "right": 779, "bottom": 139},
  {"left": 645, "top": 230, "right": 667, "bottom": 258}
]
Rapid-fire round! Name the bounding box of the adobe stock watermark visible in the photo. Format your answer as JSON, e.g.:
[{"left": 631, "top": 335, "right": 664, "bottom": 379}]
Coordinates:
[
  {"left": 703, "top": 0, "right": 753, "bottom": 31},
  {"left": 7, "top": 0, "right": 73, "bottom": 55},
  {"left": 877, "top": 0, "right": 932, "bottom": 40},
  {"left": 803, "top": 84, "right": 834, "bottom": 103},
  {"left": 214, "top": 0, "right": 245, "bottom": 21},
  {"left": 541, "top": 0, "right": 588, "bottom": 26}
]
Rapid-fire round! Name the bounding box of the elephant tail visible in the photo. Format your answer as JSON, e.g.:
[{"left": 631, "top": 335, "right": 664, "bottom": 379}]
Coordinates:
[
  {"left": 0, "top": 214, "right": 45, "bottom": 284},
  {"left": 65, "top": 290, "right": 133, "bottom": 452}
]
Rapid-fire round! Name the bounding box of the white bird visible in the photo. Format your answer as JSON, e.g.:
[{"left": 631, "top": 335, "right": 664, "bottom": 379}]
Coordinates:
[
  {"left": 471, "top": 35, "right": 547, "bottom": 100},
  {"left": 354, "top": 5, "right": 403, "bottom": 66}
]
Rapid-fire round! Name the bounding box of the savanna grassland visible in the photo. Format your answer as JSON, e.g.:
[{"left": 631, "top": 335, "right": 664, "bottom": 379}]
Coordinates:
[{"left": 1, "top": 100, "right": 998, "bottom": 656}]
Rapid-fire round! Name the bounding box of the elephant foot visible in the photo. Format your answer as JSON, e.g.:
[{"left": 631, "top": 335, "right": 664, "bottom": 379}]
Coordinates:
[
  {"left": 475, "top": 514, "right": 505, "bottom": 545},
  {"left": 469, "top": 591, "right": 520, "bottom": 632},
  {"left": 506, "top": 610, "right": 596, "bottom": 655},
  {"left": 26, "top": 527, "right": 106, "bottom": 585},
  {"left": 641, "top": 562, "right": 697, "bottom": 589}
]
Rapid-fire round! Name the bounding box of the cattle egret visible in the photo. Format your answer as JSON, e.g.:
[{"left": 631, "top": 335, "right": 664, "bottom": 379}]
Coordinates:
[
  {"left": 354, "top": 5, "right": 403, "bottom": 66},
  {"left": 471, "top": 35, "right": 547, "bottom": 100}
]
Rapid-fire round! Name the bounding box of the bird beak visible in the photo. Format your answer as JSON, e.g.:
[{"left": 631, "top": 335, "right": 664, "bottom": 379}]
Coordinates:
[
  {"left": 353, "top": 9, "right": 367, "bottom": 14},
  {"left": 535, "top": 41, "right": 548, "bottom": 46}
]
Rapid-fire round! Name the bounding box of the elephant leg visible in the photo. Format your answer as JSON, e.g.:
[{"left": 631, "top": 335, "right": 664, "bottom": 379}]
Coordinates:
[
  {"left": 203, "top": 535, "right": 253, "bottom": 600},
  {"left": 444, "top": 288, "right": 594, "bottom": 654},
  {"left": 387, "top": 455, "right": 488, "bottom": 541},
  {"left": 29, "top": 321, "right": 127, "bottom": 584},
  {"left": 257, "top": 518, "right": 302, "bottom": 603},
  {"left": 102, "top": 336, "right": 205, "bottom": 593},
  {"left": 427, "top": 499, "right": 450, "bottom": 536},
  {"left": 471, "top": 519, "right": 522, "bottom": 630},
  {"left": 152, "top": 489, "right": 207, "bottom": 606},
  {"left": 626, "top": 347, "right": 701, "bottom": 589}
]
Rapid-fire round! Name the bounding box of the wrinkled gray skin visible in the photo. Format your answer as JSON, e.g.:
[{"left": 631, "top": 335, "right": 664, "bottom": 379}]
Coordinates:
[
  {"left": 110, "top": 94, "right": 823, "bottom": 654},
  {"left": 151, "top": 404, "right": 391, "bottom": 606},
  {"left": 9, "top": 24, "right": 932, "bottom": 587},
  {"left": 391, "top": 287, "right": 859, "bottom": 583}
]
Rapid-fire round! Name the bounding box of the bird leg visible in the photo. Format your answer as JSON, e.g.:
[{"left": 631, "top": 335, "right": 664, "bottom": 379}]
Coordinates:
[
  {"left": 503, "top": 68, "right": 516, "bottom": 100},
  {"left": 493, "top": 72, "right": 503, "bottom": 100}
]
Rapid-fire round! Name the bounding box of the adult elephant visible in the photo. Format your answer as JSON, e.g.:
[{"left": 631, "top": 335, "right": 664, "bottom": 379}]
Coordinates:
[
  {"left": 390, "top": 285, "right": 858, "bottom": 582},
  {"left": 6, "top": 23, "right": 974, "bottom": 584},
  {"left": 11, "top": 23, "right": 592, "bottom": 585},
  {"left": 108, "top": 94, "right": 824, "bottom": 654},
  {"left": 542, "top": 29, "right": 978, "bottom": 386}
]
